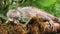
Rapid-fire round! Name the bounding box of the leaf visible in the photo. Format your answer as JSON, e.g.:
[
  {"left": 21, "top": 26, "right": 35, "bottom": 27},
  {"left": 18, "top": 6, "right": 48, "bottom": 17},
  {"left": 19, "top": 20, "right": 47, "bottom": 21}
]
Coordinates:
[
  {"left": 0, "top": 14, "right": 7, "bottom": 20},
  {"left": 55, "top": 3, "right": 60, "bottom": 11}
]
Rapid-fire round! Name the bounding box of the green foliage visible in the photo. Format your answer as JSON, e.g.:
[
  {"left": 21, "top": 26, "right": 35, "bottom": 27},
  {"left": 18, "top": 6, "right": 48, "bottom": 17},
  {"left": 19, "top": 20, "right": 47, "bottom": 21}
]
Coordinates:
[
  {"left": 45, "top": 0, "right": 60, "bottom": 18},
  {"left": 0, "top": 0, "right": 60, "bottom": 22},
  {"left": 0, "top": 0, "right": 12, "bottom": 22},
  {"left": 31, "top": 0, "right": 57, "bottom": 7}
]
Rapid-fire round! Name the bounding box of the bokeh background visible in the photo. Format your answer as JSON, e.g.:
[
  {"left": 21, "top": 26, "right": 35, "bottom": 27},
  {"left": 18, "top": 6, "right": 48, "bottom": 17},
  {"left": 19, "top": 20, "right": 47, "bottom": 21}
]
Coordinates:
[{"left": 0, "top": 0, "right": 60, "bottom": 22}]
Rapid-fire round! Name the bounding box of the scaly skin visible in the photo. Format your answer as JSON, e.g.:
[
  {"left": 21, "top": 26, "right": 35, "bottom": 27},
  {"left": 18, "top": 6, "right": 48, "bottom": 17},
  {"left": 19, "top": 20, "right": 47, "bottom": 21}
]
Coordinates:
[{"left": 7, "top": 6, "right": 60, "bottom": 26}]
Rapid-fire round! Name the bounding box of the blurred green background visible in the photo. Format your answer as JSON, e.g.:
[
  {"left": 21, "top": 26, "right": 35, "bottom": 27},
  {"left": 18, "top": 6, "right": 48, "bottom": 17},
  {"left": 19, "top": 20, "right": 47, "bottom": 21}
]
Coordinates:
[{"left": 0, "top": 0, "right": 60, "bottom": 22}]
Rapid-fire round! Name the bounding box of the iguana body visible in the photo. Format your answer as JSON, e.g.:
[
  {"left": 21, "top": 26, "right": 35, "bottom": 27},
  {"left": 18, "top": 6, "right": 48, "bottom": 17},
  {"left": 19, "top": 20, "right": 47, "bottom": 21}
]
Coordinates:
[{"left": 7, "top": 6, "right": 59, "bottom": 26}]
